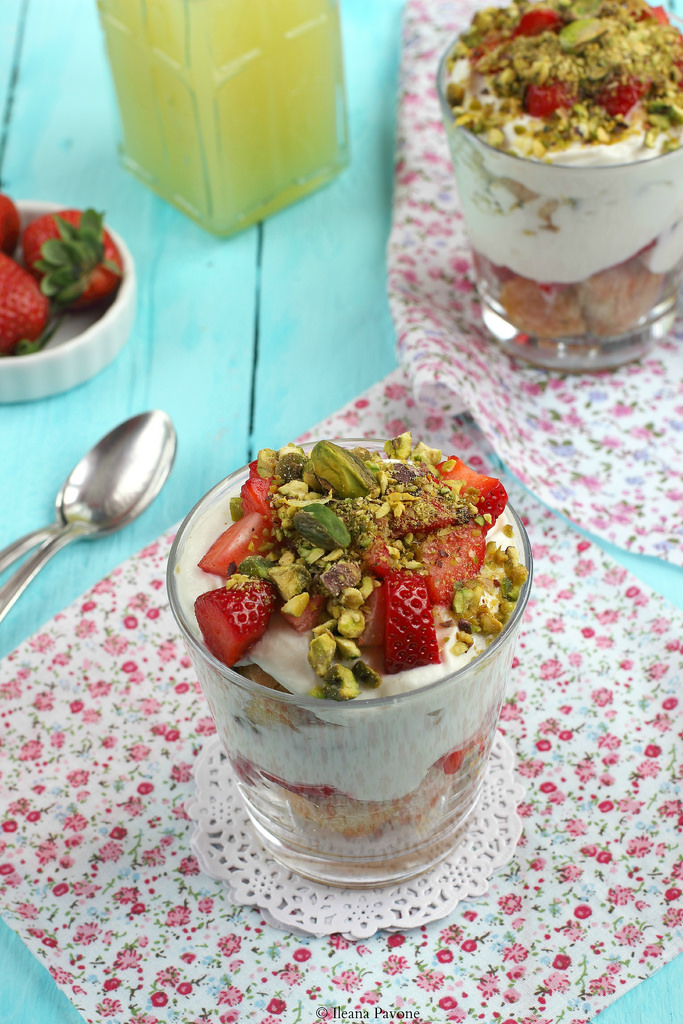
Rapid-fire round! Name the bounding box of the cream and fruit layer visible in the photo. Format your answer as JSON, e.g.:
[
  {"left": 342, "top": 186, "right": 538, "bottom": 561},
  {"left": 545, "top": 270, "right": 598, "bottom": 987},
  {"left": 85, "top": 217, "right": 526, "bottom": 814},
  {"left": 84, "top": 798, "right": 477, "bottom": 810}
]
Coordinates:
[
  {"left": 448, "top": 61, "right": 683, "bottom": 284},
  {"left": 174, "top": 493, "right": 524, "bottom": 803}
]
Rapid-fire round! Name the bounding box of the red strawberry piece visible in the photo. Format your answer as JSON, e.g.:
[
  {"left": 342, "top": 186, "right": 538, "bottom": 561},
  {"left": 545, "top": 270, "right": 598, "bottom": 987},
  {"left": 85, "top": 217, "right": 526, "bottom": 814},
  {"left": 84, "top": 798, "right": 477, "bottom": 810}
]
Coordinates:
[
  {"left": 441, "top": 747, "right": 466, "bottom": 775},
  {"left": 264, "top": 770, "right": 337, "bottom": 800},
  {"left": 418, "top": 523, "right": 486, "bottom": 606},
  {"left": 469, "top": 30, "right": 505, "bottom": 68},
  {"left": 0, "top": 252, "right": 50, "bottom": 355},
  {"left": 198, "top": 512, "right": 272, "bottom": 577},
  {"left": 646, "top": 5, "right": 669, "bottom": 24},
  {"left": 384, "top": 571, "right": 440, "bottom": 674},
  {"left": 233, "top": 752, "right": 337, "bottom": 798},
  {"left": 390, "top": 491, "right": 470, "bottom": 537},
  {"left": 194, "top": 580, "right": 276, "bottom": 667},
  {"left": 596, "top": 78, "right": 649, "bottom": 117},
  {"left": 514, "top": 7, "right": 562, "bottom": 36},
  {"left": 22, "top": 207, "right": 123, "bottom": 309},
  {"left": 362, "top": 535, "right": 395, "bottom": 578},
  {"left": 280, "top": 592, "right": 326, "bottom": 633},
  {"left": 436, "top": 457, "right": 508, "bottom": 524},
  {"left": 0, "top": 194, "right": 20, "bottom": 255},
  {"left": 358, "top": 582, "right": 386, "bottom": 647},
  {"left": 524, "top": 81, "right": 574, "bottom": 117},
  {"left": 240, "top": 461, "right": 273, "bottom": 519}
]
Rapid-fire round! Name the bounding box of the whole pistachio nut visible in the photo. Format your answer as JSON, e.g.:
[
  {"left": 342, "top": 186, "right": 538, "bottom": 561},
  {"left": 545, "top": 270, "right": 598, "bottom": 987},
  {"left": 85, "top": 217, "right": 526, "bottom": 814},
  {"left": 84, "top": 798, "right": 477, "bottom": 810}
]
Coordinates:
[
  {"left": 559, "top": 17, "right": 606, "bottom": 51},
  {"left": 309, "top": 440, "right": 376, "bottom": 498},
  {"left": 292, "top": 503, "right": 351, "bottom": 550}
]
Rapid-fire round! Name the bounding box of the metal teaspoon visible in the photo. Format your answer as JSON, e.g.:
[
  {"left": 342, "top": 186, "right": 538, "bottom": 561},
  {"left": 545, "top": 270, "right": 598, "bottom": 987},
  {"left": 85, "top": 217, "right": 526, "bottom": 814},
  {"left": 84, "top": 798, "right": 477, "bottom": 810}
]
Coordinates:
[{"left": 0, "top": 410, "right": 177, "bottom": 625}]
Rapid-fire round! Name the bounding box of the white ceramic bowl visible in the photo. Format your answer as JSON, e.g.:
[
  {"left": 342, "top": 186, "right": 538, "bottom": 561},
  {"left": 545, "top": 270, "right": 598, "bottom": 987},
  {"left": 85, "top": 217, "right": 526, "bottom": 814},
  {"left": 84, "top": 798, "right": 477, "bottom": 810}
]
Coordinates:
[{"left": 0, "top": 200, "right": 136, "bottom": 403}]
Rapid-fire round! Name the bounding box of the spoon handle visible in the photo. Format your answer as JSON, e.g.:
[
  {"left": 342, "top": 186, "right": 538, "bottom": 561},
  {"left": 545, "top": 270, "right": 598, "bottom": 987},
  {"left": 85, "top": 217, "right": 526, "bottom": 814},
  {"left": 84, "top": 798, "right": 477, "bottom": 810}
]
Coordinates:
[
  {"left": 0, "top": 524, "right": 62, "bottom": 576},
  {"left": 0, "top": 525, "right": 86, "bottom": 626}
]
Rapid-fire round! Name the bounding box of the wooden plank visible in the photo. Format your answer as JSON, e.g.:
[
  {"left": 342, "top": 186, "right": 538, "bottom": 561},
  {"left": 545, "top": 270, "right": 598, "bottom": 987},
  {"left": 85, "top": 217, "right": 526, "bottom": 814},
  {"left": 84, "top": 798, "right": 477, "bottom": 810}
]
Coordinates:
[
  {"left": 0, "top": 0, "right": 257, "bottom": 662},
  {"left": 251, "top": 0, "right": 406, "bottom": 453}
]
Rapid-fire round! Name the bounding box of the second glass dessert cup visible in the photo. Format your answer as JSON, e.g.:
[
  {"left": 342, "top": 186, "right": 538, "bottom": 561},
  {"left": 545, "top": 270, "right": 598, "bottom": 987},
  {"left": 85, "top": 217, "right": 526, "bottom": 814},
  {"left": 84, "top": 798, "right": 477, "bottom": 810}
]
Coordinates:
[
  {"left": 167, "top": 442, "right": 533, "bottom": 888},
  {"left": 437, "top": 49, "right": 683, "bottom": 372}
]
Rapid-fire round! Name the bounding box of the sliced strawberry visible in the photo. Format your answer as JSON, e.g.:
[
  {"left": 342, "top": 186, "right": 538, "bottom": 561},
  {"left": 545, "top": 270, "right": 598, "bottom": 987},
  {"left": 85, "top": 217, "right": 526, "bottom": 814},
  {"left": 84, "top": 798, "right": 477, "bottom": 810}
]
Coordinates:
[
  {"left": 524, "top": 81, "right": 574, "bottom": 117},
  {"left": 194, "top": 580, "right": 276, "bottom": 667},
  {"left": 436, "top": 457, "right": 507, "bottom": 524},
  {"left": 469, "top": 30, "right": 505, "bottom": 68},
  {"left": 440, "top": 747, "right": 466, "bottom": 775},
  {"left": 646, "top": 5, "right": 669, "bottom": 24},
  {"left": 514, "top": 7, "right": 562, "bottom": 37},
  {"left": 358, "top": 583, "right": 386, "bottom": 647},
  {"left": 363, "top": 535, "right": 395, "bottom": 578},
  {"left": 384, "top": 571, "right": 440, "bottom": 674},
  {"left": 596, "top": 78, "right": 649, "bottom": 117},
  {"left": 418, "top": 523, "right": 486, "bottom": 606},
  {"left": 240, "top": 461, "right": 273, "bottom": 519},
  {"left": 198, "top": 511, "right": 271, "bottom": 577},
  {"left": 280, "top": 592, "right": 326, "bottom": 633},
  {"left": 390, "top": 492, "right": 470, "bottom": 538},
  {"left": 233, "top": 752, "right": 338, "bottom": 798},
  {"left": 264, "top": 768, "right": 337, "bottom": 799}
]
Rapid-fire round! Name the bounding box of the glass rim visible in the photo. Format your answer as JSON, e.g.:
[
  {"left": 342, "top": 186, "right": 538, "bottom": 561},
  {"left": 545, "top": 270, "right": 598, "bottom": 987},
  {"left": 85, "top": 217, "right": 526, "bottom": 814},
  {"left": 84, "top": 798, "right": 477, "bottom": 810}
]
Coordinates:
[
  {"left": 166, "top": 437, "right": 534, "bottom": 711},
  {"left": 435, "top": 35, "right": 683, "bottom": 173}
]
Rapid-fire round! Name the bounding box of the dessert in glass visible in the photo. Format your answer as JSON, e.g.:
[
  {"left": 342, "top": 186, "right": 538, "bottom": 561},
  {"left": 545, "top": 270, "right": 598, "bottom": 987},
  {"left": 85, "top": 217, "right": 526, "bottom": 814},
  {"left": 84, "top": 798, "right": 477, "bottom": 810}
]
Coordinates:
[
  {"left": 437, "top": 0, "right": 683, "bottom": 371},
  {"left": 167, "top": 436, "right": 531, "bottom": 887}
]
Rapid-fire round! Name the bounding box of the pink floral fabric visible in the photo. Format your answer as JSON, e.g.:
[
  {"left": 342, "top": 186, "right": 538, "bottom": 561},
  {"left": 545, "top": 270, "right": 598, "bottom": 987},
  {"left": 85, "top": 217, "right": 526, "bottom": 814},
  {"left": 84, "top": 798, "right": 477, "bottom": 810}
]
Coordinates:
[
  {"left": 0, "top": 367, "right": 681, "bottom": 1024},
  {"left": 387, "top": 0, "right": 683, "bottom": 565}
]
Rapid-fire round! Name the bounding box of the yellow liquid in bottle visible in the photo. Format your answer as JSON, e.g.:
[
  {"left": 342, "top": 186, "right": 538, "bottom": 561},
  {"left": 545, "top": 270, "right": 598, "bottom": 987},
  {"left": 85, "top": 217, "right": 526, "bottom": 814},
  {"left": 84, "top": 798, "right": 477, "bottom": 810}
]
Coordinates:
[{"left": 97, "top": 0, "right": 349, "bottom": 235}]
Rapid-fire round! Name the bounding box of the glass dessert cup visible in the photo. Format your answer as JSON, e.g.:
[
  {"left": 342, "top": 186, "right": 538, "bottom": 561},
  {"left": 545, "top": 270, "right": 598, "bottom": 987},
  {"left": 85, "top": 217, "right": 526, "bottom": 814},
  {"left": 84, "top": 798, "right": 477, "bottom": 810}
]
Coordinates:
[
  {"left": 437, "top": 49, "right": 683, "bottom": 373},
  {"left": 167, "top": 441, "right": 532, "bottom": 889}
]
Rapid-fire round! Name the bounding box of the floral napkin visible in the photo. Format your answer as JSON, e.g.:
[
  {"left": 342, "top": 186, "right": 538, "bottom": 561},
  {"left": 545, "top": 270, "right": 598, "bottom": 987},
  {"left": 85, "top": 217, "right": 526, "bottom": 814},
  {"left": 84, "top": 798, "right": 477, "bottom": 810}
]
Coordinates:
[
  {"left": 387, "top": 0, "right": 683, "bottom": 565},
  {"left": 0, "top": 368, "right": 681, "bottom": 1024}
]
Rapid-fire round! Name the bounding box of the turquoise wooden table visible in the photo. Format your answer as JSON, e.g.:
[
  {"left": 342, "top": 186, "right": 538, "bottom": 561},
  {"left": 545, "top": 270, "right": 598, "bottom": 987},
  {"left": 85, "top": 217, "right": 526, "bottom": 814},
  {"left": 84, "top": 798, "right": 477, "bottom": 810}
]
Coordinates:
[{"left": 0, "top": 1, "right": 680, "bottom": 1021}]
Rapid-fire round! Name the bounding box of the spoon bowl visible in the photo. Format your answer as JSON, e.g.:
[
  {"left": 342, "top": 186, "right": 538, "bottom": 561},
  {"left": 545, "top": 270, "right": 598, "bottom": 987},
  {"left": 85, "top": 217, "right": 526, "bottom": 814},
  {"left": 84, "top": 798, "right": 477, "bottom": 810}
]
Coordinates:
[
  {"left": 59, "top": 412, "right": 177, "bottom": 535},
  {"left": 0, "top": 410, "right": 177, "bottom": 623}
]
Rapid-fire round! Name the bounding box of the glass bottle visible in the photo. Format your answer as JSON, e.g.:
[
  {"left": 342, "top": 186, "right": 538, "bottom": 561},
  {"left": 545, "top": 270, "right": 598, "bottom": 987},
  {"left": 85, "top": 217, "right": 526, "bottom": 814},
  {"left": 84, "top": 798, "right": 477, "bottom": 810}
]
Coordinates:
[{"left": 96, "top": 0, "right": 349, "bottom": 236}]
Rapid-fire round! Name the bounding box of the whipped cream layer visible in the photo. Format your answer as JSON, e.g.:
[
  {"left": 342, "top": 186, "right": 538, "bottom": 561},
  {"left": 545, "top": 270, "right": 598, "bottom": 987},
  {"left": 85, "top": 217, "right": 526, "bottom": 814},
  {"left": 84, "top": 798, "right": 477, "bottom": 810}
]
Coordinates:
[{"left": 446, "top": 118, "right": 683, "bottom": 283}]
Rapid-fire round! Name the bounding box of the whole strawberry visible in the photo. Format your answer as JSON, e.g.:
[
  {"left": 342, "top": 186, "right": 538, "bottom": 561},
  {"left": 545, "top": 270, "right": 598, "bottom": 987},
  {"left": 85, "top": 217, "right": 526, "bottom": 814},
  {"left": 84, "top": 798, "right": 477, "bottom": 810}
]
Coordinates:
[
  {"left": 22, "top": 208, "right": 123, "bottom": 309},
  {"left": 0, "top": 252, "right": 50, "bottom": 355},
  {"left": 0, "top": 194, "right": 20, "bottom": 256}
]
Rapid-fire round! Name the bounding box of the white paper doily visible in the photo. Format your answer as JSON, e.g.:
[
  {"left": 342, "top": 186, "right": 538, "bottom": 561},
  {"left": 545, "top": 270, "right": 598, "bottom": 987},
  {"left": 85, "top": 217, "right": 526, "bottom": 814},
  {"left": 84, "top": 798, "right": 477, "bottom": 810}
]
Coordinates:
[{"left": 187, "top": 732, "right": 524, "bottom": 939}]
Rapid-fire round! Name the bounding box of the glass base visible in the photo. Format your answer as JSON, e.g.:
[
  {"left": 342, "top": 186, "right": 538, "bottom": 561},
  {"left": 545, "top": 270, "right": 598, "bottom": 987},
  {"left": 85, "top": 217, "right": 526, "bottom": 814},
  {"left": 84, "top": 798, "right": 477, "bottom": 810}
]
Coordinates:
[
  {"left": 239, "top": 776, "right": 484, "bottom": 889},
  {"left": 480, "top": 289, "right": 678, "bottom": 372},
  {"left": 121, "top": 151, "right": 349, "bottom": 238}
]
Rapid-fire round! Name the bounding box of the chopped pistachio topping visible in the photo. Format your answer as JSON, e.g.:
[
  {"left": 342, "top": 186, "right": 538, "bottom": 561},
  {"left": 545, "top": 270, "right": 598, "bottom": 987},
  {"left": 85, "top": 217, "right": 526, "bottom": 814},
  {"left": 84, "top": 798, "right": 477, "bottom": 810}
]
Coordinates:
[
  {"left": 446, "top": 0, "right": 683, "bottom": 155},
  {"left": 230, "top": 432, "right": 526, "bottom": 699}
]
